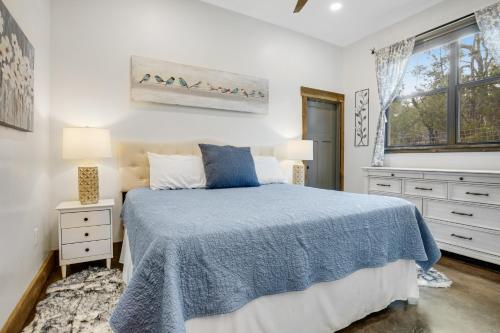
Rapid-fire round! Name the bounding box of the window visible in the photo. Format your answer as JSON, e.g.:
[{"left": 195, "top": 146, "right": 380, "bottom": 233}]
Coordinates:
[{"left": 386, "top": 17, "right": 500, "bottom": 152}]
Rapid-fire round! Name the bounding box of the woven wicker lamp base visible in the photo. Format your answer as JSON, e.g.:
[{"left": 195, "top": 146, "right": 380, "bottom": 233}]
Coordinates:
[{"left": 78, "top": 166, "right": 99, "bottom": 204}]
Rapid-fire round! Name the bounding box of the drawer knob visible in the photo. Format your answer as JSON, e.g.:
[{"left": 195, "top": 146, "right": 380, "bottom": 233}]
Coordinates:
[
  {"left": 451, "top": 211, "right": 473, "bottom": 217},
  {"left": 376, "top": 183, "right": 391, "bottom": 187},
  {"left": 83, "top": 217, "right": 89, "bottom": 222},
  {"left": 84, "top": 232, "right": 89, "bottom": 237},
  {"left": 451, "top": 233, "right": 472, "bottom": 241},
  {"left": 391, "top": 173, "right": 395, "bottom": 177},
  {"left": 415, "top": 187, "right": 433, "bottom": 191},
  {"left": 85, "top": 248, "right": 90, "bottom": 252},
  {"left": 459, "top": 177, "right": 464, "bottom": 181},
  {"left": 465, "top": 191, "right": 489, "bottom": 197}
]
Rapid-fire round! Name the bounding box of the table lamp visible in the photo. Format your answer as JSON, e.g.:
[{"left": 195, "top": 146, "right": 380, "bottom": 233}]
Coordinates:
[
  {"left": 62, "top": 127, "right": 112, "bottom": 204},
  {"left": 286, "top": 140, "right": 313, "bottom": 185}
]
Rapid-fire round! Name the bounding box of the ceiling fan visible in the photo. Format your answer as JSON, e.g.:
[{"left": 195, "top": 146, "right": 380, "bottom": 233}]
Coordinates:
[{"left": 293, "top": 0, "right": 309, "bottom": 13}]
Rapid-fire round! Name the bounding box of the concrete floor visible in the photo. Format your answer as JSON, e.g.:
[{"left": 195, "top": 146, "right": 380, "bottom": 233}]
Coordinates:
[
  {"left": 339, "top": 255, "right": 500, "bottom": 333},
  {"left": 25, "top": 245, "right": 500, "bottom": 333}
]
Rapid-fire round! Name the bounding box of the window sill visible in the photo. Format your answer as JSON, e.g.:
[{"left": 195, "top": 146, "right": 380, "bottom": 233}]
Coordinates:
[{"left": 385, "top": 144, "right": 500, "bottom": 154}]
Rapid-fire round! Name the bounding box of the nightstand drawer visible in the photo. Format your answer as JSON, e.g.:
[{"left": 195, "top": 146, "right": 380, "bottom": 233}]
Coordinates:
[
  {"left": 62, "top": 239, "right": 110, "bottom": 260},
  {"left": 60, "top": 209, "right": 110, "bottom": 229},
  {"left": 61, "top": 225, "right": 111, "bottom": 244}
]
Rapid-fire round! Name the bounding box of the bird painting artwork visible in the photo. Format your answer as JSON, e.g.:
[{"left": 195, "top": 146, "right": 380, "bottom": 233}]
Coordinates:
[
  {"left": 189, "top": 81, "right": 202, "bottom": 89},
  {"left": 139, "top": 74, "right": 151, "bottom": 83},
  {"left": 131, "top": 56, "right": 268, "bottom": 114},
  {"left": 165, "top": 77, "right": 175, "bottom": 85},
  {"left": 207, "top": 83, "right": 219, "bottom": 91},
  {"left": 178, "top": 77, "right": 189, "bottom": 88}
]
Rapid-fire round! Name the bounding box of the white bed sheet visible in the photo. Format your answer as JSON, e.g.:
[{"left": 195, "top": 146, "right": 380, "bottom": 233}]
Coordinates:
[{"left": 120, "top": 230, "right": 419, "bottom": 333}]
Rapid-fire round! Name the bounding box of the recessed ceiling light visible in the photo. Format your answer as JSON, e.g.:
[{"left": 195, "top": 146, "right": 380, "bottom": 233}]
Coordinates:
[{"left": 330, "top": 2, "right": 343, "bottom": 11}]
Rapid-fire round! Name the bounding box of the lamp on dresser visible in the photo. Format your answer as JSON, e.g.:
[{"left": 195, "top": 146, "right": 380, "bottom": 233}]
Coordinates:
[
  {"left": 62, "top": 127, "right": 112, "bottom": 204},
  {"left": 287, "top": 139, "right": 313, "bottom": 185}
]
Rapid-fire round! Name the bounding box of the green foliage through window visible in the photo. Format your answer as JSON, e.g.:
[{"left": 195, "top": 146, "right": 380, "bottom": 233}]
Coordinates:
[{"left": 387, "top": 22, "right": 500, "bottom": 151}]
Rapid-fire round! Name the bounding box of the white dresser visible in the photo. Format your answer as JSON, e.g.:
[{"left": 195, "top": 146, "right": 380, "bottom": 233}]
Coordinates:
[
  {"left": 56, "top": 199, "right": 115, "bottom": 278},
  {"left": 363, "top": 167, "right": 500, "bottom": 265}
]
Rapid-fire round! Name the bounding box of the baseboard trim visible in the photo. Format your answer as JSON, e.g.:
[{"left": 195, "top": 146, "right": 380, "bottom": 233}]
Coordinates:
[{"left": 1, "top": 250, "right": 56, "bottom": 333}]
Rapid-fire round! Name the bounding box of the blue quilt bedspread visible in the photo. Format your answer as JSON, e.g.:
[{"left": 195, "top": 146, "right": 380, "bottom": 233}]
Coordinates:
[{"left": 110, "top": 184, "right": 440, "bottom": 333}]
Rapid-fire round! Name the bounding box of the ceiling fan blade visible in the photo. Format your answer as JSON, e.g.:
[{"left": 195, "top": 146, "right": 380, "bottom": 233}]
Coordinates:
[{"left": 293, "top": 0, "right": 308, "bottom": 13}]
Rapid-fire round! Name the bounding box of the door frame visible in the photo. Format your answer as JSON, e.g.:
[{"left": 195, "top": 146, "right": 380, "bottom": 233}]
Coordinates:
[{"left": 301, "top": 86, "right": 344, "bottom": 191}]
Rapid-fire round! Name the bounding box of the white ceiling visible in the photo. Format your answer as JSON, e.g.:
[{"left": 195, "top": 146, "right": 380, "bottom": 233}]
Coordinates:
[{"left": 200, "top": 0, "right": 444, "bottom": 46}]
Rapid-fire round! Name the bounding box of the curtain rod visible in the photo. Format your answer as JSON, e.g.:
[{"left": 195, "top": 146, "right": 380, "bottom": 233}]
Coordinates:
[{"left": 370, "top": 13, "right": 475, "bottom": 54}]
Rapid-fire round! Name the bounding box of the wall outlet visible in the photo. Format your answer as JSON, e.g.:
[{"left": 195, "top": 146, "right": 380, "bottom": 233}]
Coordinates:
[{"left": 34, "top": 227, "right": 39, "bottom": 246}]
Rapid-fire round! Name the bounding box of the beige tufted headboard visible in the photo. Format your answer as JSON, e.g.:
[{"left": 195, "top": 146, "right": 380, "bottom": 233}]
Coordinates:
[{"left": 118, "top": 141, "right": 278, "bottom": 192}]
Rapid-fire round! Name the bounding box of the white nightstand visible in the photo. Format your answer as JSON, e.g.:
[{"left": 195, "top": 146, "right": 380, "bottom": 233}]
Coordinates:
[{"left": 55, "top": 199, "right": 115, "bottom": 278}]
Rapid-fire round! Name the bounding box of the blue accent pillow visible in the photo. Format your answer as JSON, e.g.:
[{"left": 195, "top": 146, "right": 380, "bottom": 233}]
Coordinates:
[{"left": 199, "top": 144, "right": 260, "bottom": 189}]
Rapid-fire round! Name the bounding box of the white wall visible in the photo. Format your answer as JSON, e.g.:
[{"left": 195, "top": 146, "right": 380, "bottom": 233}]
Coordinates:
[
  {"left": 49, "top": 0, "right": 343, "bottom": 245},
  {"left": 342, "top": 0, "right": 500, "bottom": 194},
  {"left": 0, "top": 0, "right": 51, "bottom": 327}
]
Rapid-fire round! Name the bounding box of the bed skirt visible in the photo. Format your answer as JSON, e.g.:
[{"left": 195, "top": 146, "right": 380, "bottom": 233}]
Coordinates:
[{"left": 120, "top": 230, "right": 419, "bottom": 333}]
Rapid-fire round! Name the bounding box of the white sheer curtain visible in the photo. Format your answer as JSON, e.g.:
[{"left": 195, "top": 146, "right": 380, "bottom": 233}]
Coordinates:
[
  {"left": 475, "top": 2, "right": 500, "bottom": 64},
  {"left": 371, "top": 38, "right": 415, "bottom": 167}
]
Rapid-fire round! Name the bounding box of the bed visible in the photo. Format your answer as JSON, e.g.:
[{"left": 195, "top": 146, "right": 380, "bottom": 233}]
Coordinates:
[{"left": 110, "top": 142, "right": 440, "bottom": 333}]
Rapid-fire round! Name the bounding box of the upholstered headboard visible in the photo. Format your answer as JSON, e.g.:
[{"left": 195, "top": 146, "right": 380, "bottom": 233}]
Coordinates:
[{"left": 118, "top": 141, "right": 278, "bottom": 192}]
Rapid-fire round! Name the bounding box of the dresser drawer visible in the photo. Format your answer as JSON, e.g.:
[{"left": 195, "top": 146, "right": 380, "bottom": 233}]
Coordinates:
[
  {"left": 368, "top": 170, "right": 423, "bottom": 179},
  {"left": 448, "top": 183, "right": 500, "bottom": 205},
  {"left": 424, "top": 172, "right": 500, "bottom": 184},
  {"left": 62, "top": 239, "right": 111, "bottom": 260},
  {"left": 403, "top": 180, "right": 447, "bottom": 199},
  {"left": 61, "top": 225, "right": 111, "bottom": 244},
  {"left": 404, "top": 196, "right": 423, "bottom": 213},
  {"left": 60, "top": 210, "right": 110, "bottom": 229},
  {"left": 424, "top": 199, "right": 500, "bottom": 231},
  {"left": 368, "top": 177, "right": 402, "bottom": 194},
  {"left": 427, "top": 220, "right": 500, "bottom": 256}
]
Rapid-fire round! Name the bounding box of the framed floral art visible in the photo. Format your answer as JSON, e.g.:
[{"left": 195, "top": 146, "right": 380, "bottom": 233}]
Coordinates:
[{"left": 0, "top": 0, "right": 34, "bottom": 132}]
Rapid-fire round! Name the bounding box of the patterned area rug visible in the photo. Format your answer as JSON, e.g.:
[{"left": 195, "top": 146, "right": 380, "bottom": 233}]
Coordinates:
[
  {"left": 417, "top": 265, "right": 453, "bottom": 288},
  {"left": 23, "top": 265, "right": 451, "bottom": 332},
  {"left": 23, "top": 267, "right": 123, "bottom": 333}
]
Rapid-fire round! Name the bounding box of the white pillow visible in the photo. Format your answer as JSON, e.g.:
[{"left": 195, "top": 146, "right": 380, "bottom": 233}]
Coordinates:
[
  {"left": 147, "top": 153, "right": 206, "bottom": 190},
  {"left": 253, "top": 156, "right": 287, "bottom": 185}
]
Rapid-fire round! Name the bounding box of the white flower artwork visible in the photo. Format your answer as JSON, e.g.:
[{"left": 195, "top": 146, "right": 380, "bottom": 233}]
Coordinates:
[{"left": 0, "top": 0, "right": 34, "bottom": 132}]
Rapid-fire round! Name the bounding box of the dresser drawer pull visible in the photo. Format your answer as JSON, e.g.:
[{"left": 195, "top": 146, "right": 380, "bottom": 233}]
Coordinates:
[
  {"left": 376, "top": 183, "right": 391, "bottom": 187},
  {"left": 450, "top": 233, "right": 472, "bottom": 241},
  {"left": 451, "top": 211, "right": 473, "bottom": 217},
  {"left": 465, "top": 191, "right": 489, "bottom": 197},
  {"left": 84, "top": 232, "right": 89, "bottom": 237},
  {"left": 85, "top": 248, "right": 90, "bottom": 252},
  {"left": 415, "top": 187, "right": 433, "bottom": 191},
  {"left": 83, "top": 217, "right": 89, "bottom": 222}
]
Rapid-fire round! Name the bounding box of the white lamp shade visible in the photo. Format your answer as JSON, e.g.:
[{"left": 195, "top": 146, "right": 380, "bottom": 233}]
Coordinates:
[
  {"left": 286, "top": 140, "right": 313, "bottom": 161},
  {"left": 62, "top": 127, "right": 112, "bottom": 159}
]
